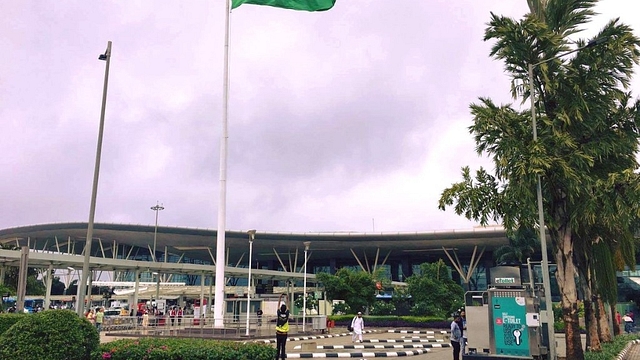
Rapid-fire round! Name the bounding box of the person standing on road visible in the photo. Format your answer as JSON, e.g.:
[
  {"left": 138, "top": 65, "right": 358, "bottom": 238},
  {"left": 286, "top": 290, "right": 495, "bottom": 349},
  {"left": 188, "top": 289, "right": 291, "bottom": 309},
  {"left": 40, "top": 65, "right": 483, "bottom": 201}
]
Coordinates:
[
  {"left": 95, "top": 307, "right": 105, "bottom": 332},
  {"left": 351, "top": 312, "right": 365, "bottom": 343},
  {"left": 456, "top": 309, "right": 467, "bottom": 354},
  {"left": 177, "top": 306, "right": 184, "bottom": 326},
  {"left": 275, "top": 303, "right": 290, "bottom": 360},
  {"left": 86, "top": 309, "right": 95, "bottom": 325},
  {"left": 169, "top": 306, "right": 176, "bottom": 326},
  {"left": 257, "top": 308, "right": 263, "bottom": 326},
  {"left": 450, "top": 313, "right": 463, "bottom": 360}
]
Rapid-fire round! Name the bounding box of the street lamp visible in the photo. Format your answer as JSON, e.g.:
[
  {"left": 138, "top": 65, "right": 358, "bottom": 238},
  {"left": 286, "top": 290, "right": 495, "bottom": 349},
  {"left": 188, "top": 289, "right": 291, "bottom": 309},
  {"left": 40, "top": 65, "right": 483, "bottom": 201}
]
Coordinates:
[
  {"left": 150, "top": 202, "right": 165, "bottom": 262},
  {"left": 302, "top": 241, "right": 311, "bottom": 333},
  {"left": 527, "top": 37, "right": 606, "bottom": 360},
  {"left": 245, "top": 229, "right": 256, "bottom": 336},
  {"left": 77, "top": 41, "right": 112, "bottom": 316}
]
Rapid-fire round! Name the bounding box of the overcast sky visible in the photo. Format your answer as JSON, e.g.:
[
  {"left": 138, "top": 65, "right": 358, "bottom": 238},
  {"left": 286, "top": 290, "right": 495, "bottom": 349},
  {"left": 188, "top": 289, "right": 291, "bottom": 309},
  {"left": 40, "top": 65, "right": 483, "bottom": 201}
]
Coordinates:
[{"left": 1, "top": 1, "right": 638, "bottom": 234}]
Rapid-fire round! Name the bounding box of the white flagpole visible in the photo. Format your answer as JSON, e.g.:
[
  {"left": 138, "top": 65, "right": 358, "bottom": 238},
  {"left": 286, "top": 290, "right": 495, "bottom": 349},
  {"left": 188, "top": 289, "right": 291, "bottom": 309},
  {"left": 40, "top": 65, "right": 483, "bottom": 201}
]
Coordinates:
[{"left": 214, "top": 0, "right": 231, "bottom": 328}]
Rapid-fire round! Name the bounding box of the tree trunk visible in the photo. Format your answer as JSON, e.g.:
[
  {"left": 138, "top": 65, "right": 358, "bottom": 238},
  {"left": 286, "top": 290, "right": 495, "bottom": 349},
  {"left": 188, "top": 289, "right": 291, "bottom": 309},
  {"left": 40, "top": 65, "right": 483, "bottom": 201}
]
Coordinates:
[
  {"left": 585, "top": 297, "right": 601, "bottom": 352},
  {"left": 596, "top": 297, "right": 612, "bottom": 343},
  {"left": 555, "top": 226, "right": 584, "bottom": 360},
  {"left": 611, "top": 303, "right": 621, "bottom": 336}
]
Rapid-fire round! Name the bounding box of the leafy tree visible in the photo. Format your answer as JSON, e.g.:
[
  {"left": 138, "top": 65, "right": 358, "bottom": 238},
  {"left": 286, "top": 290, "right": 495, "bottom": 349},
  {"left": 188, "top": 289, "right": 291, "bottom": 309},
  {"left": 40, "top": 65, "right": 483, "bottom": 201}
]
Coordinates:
[
  {"left": 405, "top": 260, "right": 464, "bottom": 318},
  {"left": 316, "top": 268, "right": 376, "bottom": 314},
  {"left": 494, "top": 227, "right": 539, "bottom": 265},
  {"left": 294, "top": 292, "right": 318, "bottom": 315},
  {"left": 439, "top": 1, "right": 640, "bottom": 358},
  {"left": 390, "top": 285, "right": 412, "bottom": 316}
]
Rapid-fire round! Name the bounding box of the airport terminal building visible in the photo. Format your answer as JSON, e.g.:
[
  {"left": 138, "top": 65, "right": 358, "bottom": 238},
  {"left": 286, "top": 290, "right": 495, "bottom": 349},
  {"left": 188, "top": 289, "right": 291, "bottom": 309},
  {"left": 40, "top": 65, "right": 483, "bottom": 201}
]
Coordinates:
[{"left": 1, "top": 222, "right": 639, "bottom": 310}]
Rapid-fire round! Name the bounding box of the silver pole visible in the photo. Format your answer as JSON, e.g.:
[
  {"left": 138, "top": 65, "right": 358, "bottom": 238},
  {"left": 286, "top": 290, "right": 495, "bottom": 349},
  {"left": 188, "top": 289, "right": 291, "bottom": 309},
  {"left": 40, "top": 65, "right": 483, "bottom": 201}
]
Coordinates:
[
  {"left": 245, "top": 230, "right": 256, "bottom": 336},
  {"left": 302, "top": 241, "right": 311, "bottom": 333},
  {"left": 151, "top": 202, "right": 164, "bottom": 262},
  {"left": 529, "top": 63, "right": 556, "bottom": 360},
  {"left": 155, "top": 272, "right": 160, "bottom": 304},
  {"left": 214, "top": 0, "right": 232, "bottom": 328},
  {"left": 77, "top": 41, "right": 111, "bottom": 316},
  {"left": 133, "top": 269, "right": 140, "bottom": 313}
]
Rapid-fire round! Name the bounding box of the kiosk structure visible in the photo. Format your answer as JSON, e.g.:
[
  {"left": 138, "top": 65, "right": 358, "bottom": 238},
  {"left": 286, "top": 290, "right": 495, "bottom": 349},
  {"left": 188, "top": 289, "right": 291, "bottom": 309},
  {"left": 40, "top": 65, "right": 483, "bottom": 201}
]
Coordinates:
[{"left": 464, "top": 265, "right": 548, "bottom": 359}]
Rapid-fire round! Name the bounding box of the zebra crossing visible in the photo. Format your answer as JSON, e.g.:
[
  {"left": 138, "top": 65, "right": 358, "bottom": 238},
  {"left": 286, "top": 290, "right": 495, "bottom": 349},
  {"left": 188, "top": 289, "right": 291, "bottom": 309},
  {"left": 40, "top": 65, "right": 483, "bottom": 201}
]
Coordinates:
[{"left": 259, "top": 328, "right": 450, "bottom": 359}]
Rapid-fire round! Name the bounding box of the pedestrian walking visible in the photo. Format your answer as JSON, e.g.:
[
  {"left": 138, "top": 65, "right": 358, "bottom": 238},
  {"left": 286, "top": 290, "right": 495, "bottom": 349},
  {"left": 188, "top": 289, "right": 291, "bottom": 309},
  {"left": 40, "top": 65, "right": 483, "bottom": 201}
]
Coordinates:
[
  {"left": 351, "top": 312, "right": 365, "bottom": 343},
  {"left": 624, "top": 313, "right": 634, "bottom": 333},
  {"left": 450, "top": 313, "right": 463, "bottom": 360},
  {"left": 275, "top": 296, "right": 290, "bottom": 360}
]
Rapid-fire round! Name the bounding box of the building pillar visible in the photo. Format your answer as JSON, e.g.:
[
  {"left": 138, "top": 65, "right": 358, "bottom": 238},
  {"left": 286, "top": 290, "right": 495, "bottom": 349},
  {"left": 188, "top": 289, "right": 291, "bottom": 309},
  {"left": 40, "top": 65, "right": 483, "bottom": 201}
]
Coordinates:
[
  {"left": 390, "top": 262, "right": 399, "bottom": 281},
  {"left": 401, "top": 258, "right": 412, "bottom": 279},
  {"left": 44, "top": 264, "right": 53, "bottom": 310},
  {"left": 329, "top": 258, "right": 337, "bottom": 275}
]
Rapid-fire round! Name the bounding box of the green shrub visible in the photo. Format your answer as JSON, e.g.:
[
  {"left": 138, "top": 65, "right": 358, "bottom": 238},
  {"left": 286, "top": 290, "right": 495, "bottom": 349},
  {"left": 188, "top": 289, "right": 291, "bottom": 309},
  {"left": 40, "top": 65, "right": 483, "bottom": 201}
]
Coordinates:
[
  {"left": 0, "top": 313, "right": 28, "bottom": 335},
  {"left": 0, "top": 309, "right": 99, "bottom": 360},
  {"left": 370, "top": 301, "right": 396, "bottom": 315},
  {"left": 328, "top": 314, "right": 447, "bottom": 329},
  {"left": 585, "top": 334, "right": 640, "bottom": 360},
  {"left": 95, "top": 338, "right": 276, "bottom": 360}
]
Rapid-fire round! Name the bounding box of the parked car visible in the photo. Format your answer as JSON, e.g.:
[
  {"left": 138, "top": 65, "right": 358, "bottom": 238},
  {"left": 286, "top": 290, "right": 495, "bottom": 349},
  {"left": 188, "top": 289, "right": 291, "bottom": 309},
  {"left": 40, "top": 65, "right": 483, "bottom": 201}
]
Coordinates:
[{"left": 104, "top": 309, "right": 120, "bottom": 317}]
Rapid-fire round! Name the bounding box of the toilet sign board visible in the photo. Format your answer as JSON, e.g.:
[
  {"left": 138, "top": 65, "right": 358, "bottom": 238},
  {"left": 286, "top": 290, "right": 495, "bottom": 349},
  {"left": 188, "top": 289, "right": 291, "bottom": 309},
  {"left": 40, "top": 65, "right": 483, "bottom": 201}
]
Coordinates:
[{"left": 490, "top": 294, "right": 530, "bottom": 357}]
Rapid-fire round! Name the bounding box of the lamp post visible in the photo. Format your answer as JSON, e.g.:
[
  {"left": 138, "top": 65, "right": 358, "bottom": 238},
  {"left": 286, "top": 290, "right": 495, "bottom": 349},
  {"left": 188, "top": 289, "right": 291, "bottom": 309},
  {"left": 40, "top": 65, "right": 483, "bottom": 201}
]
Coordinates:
[
  {"left": 302, "top": 241, "right": 311, "bottom": 333},
  {"left": 153, "top": 272, "right": 160, "bottom": 305},
  {"left": 150, "top": 202, "right": 165, "bottom": 262},
  {"left": 245, "top": 229, "right": 256, "bottom": 336},
  {"left": 527, "top": 37, "right": 606, "bottom": 360},
  {"left": 77, "top": 41, "right": 112, "bottom": 316}
]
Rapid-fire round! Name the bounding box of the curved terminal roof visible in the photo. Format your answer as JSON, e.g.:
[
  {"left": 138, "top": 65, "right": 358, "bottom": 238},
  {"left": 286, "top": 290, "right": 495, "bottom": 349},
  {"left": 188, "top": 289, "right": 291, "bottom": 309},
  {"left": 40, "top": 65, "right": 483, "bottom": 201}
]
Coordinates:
[{"left": 0, "top": 222, "right": 509, "bottom": 268}]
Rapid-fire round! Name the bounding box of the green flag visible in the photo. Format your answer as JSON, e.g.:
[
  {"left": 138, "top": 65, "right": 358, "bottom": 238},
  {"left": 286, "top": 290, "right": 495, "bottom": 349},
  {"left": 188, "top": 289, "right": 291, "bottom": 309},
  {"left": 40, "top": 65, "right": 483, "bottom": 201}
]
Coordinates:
[{"left": 232, "top": 0, "right": 336, "bottom": 11}]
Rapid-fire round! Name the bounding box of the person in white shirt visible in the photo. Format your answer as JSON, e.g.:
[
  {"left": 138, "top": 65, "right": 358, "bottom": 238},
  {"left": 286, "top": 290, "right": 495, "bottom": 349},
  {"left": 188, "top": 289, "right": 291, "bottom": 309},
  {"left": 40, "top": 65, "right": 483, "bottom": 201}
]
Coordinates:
[
  {"left": 351, "top": 312, "right": 365, "bottom": 343},
  {"left": 623, "top": 313, "right": 634, "bottom": 333}
]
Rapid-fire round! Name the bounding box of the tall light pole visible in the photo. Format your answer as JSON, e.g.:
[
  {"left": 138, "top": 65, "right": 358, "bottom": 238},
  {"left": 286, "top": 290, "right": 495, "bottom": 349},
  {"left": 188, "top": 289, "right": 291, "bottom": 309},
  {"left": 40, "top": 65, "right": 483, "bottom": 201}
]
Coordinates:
[
  {"left": 245, "top": 229, "right": 256, "bottom": 336},
  {"left": 527, "top": 37, "right": 606, "bottom": 360},
  {"left": 77, "top": 41, "right": 112, "bottom": 316},
  {"left": 151, "top": 202, "right": 165, "bottom": 262},
  {"left": 302, "top": 241, "right": 311, "bottom": 333},
  {"left": 153, "top": 272, "right": 160, "bottom": 303},
  {"left": 214, "top": 0, "right": 232, "bottom": 328}
]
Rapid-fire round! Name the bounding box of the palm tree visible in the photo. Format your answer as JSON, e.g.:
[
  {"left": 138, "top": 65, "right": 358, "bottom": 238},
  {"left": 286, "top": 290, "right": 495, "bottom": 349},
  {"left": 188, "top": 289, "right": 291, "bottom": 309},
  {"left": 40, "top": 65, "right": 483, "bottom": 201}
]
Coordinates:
[
  {"left": 493, "top": 227, "right": 538, "bottom": 265},
  {"left": 439, "top": 1, "right": 640, "bottom": 358}
]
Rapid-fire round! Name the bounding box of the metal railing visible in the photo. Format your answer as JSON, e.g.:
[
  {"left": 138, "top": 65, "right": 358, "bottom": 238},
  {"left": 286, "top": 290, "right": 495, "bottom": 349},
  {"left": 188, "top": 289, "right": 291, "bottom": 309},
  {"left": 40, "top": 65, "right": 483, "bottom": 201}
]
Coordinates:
[{"left": 102, "top": 314, "right": 328, "bottom": 338}]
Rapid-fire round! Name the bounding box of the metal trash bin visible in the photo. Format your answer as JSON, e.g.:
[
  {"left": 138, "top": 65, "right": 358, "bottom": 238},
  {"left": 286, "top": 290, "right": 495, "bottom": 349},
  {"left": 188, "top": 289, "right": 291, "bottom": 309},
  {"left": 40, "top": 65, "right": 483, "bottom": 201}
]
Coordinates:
[{"left": 312, "top": 315, "right": 327, "bottom": 331}]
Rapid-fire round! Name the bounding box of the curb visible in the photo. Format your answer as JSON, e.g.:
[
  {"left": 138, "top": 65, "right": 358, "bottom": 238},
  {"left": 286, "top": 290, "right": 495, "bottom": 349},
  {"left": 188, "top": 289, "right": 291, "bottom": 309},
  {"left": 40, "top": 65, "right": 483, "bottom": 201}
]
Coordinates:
[
  {"left": 364, "top": 339, "right": 444, "bottom": 343},
  {"left": 387, "top": 329, "right": 448, "bottom": 335},
  {"left": 256, "top": 330, "right": 379, "bottom": 344},
  {"left": 616, "top": 339, "right": 640, "bottom": 360},
  {"left": 284, "top": 348, "right": 431, "bottom": 358},
  {"left": 294, "top": 343, "right": 450, "bottom": 350}
]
